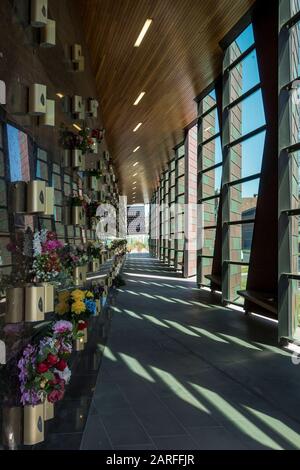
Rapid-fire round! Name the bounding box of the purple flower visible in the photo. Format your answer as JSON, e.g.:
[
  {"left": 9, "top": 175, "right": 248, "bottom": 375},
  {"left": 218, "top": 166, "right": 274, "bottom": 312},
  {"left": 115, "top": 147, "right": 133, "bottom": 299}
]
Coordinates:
[{"left": 53, "top": 320, "right": 73, "bottom": 335}]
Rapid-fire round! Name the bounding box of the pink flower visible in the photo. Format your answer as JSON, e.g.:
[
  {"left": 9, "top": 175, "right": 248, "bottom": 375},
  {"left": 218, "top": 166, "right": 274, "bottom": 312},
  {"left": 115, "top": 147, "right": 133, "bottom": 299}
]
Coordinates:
[
  {"left": 42, "top": 239, "right": 64, "bottom": 253},
  {"left": 53, "top": 320, "right": 73, "bottom": 335}
]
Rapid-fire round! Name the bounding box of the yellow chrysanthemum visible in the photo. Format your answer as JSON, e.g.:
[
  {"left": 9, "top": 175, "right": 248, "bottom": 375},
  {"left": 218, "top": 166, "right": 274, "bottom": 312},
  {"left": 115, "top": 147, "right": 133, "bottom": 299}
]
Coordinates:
[
  {"left": 55, "top": 302, "right": 69, "bottom": 315},
  {"left": 71, "top": 289, "right": 85, "bottom": 301},
  {"left": 85, "top": 291, "right": 94, "bottom": 299},
  {"left": 71, "top": 300, "right": 85, "bottom": 315},
  {"left": 58, "top": 290, "right": 70, "bottom": 303}
]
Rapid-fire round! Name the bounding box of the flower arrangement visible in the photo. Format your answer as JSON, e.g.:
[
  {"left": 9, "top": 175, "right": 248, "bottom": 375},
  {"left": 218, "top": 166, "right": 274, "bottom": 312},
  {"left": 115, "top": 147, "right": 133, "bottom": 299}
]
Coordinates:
[
  {"left": 55, "top": 289, "right": 96, "bottom": 318},
  {"left": 18, "top": 321, "right": 73, "bottom": 406},
  {"left": 87, "top": 241, "right": 103, "bottom": 259},
  {"left": 31, "top": 230, "right": 65, "bottom": 283},
  {"left": 89, "top": 283, "right": 105, "bottom": 300},
  {"left": 60, "top": 245, "right": 89, "bottom": 272},
  {"left": 59, "top": 125, "right": 103, "bottom": 154},
  {"left": 55, "top": 289, "right": 97, "bottom": 340},
  {"left": 91, "top": 128, "right": 105, "bottom": 143}
]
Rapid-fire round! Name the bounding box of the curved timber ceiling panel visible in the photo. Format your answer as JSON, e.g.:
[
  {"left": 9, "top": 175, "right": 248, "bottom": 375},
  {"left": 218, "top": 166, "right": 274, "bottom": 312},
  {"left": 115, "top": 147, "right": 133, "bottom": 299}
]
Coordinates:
[{"left": 79, "top": 0, "right": 255, "bottom": 203}]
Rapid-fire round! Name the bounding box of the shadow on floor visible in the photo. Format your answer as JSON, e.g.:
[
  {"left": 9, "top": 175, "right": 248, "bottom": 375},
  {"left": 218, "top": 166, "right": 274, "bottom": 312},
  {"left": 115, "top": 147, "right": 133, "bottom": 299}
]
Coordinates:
[{"left": 79, "top": 254, "right": 300, "bottom": 450}]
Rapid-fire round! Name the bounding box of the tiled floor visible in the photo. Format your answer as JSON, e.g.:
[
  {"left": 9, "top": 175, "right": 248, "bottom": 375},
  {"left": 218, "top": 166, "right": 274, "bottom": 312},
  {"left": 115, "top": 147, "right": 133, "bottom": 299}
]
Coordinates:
[{"left": 81, "top": 254, "right": 300, "bottom": 450}]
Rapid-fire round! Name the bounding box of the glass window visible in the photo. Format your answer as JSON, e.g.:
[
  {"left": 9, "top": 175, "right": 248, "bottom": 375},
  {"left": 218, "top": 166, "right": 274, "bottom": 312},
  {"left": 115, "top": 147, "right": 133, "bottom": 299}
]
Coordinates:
[
  {"left": 202, "top": 108, "right": 220, "bottom": 141},
  {"left": 7, "top": 124, "right": 30, "bottom": 182},
  {"left": 200, "top": 257, "right": 213, "bottom": 285},
  {"left": 177, "top": 145, "right": 185, "bottom": 158},
  {"left": 291, "top": 0, "right": 300, "bottom": 19},
  {"left": 37, "top": 160, "right": 48, "bottom": 180},
  {"left": 228, "top": 264, "right": 249, "bottom": 304},
  {"left": 53, "top": 173, "right": 62, "bottom": 190},
  {"left": 203, "top": 228, "right": 216, "bottom": 257},
  {"left": 226, "top": 24, "right": 255, "bottom": 67},
  {"left": 229, "top": 90, "right": 265, "bottom": 142},
  {"left": 202, "top": 199, "right": 219, "bottom": 226},
  {"left": 37, "top": 148, "right": 47, "bottom": 161},
  {"left": 229, "top": 223, "right": 254, "bottom": 263},
  {"left": 229, "top": 178, "right": 259, "bottom": 222},
  {"left": 229, "top": 50, "right": 260, "bottom": 102},
  {"left": 202, "top": 90, "right": 216, "bottom": 114},
  {"left": 177, "top": 175, "right": 185, "bottom": 194},
  {"left": 202, "top": 137, "right": 222, "bottom": 169},
  {"left": 230, "top": 131, "right": 265, "bottom": 181},
  {"left": 202, "top": 166, "right": 222, "bottom": 198},
  {"left": 177, "top": 158, "right": 185, "bottom": 176}
]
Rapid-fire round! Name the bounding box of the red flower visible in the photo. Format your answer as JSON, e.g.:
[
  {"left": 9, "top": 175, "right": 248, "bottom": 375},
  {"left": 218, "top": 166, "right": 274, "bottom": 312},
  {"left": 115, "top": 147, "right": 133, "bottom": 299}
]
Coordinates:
[
  {"left": 37, "top": 362, "right": 49, "bottom": 373},
  {"left": 47, "top": 354, "right": 58, "bottom": 366},
  {"left": 77, "top": 321, "right": 87, "bottom": 331},
  {"left": 47, "top": 388, "right": 65, "bottom": 403},
  {"left": 47, "top": 231, "right": 57, "bottom": 241},
  {"left": 55, "top": 359, "right": 67, "bottom": 371}
]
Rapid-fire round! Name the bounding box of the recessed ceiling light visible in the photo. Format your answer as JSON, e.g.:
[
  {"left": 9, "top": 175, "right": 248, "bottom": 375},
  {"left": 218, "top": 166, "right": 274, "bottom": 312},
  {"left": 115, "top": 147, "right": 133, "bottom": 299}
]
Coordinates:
[
  {"left": 133, "top": 173, "right": 138, "bottom": 177},
  {"left": 133, "top": 162, "right": 139, "bottom": 167},
  {"left": 134, "top": 19, "right": 153, "bottom": 47},
  {"left": 56, "top": 93, "right": 64, "bottom": 99},
  {"left": 133, "top": 146, "right": 140, "bottom": 153},
  {"left": 133, "top": 122, "right": 143, "bottom": 132},
  {"left": 132, "top": 181, "right": 137, "bottom": 184},
  {"left": 73, "top": 123, "right": 82, "bottom": 131},
  {"left": 133, "top": 92, "right": 145, "bottom": 106}
]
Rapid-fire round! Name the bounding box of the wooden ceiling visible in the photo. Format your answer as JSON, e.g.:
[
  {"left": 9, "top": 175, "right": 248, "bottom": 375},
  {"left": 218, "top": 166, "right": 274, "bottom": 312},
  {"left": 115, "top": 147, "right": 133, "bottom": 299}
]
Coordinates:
[{"left": 79, "top": 0, "right": 255, "bottom": 203}]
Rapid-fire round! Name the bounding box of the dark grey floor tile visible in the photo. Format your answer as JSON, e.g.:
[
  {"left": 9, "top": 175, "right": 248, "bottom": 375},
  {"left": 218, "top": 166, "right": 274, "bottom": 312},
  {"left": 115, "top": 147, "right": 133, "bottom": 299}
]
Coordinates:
[
  {"left": 132, "top": 403, "right": 186, "bottom": 437},
  {"left": 99, "top": 407, "right": 152, "bottom": 447},
  {"left": 34, "top": 433, "right": 83, "bottom": 450},
  {"left": 80, "top": 415, "right": 112, "bottom": 450},
  {"left": 186, "top": 426, "right": 248, "bottom": 450},
  {"left": 93, "top": 381, "right": 129, "bottom": 410}
]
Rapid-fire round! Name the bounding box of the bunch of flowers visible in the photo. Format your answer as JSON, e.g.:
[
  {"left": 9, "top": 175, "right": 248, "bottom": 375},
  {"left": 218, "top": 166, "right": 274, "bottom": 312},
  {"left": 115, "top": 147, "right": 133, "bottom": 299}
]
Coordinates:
[
  {"left": 87, "top": 241, "right": 103, "bottom": 259},
  {"left": 60, "top": 245, "right": 89, "bottom": 272},
  {"left": 91, "top": 128, "right": 105, "bottom": 143},
  {"left": 59, "top": 125, "right": 100, "bottom": 154},
  {"left": 89, "top": 283, "right": 105, "bottom": 300},
  {"left": 55, "top": 289, "right": 97, "bottom": 343},
  {"left": 55, "top": 289, "right": 97, "bottom": 322},
  {"left": 31, "top": 230, "right": 65, "bottom": 283},
  {"left": 18, "top": 321, "right": 73, "bottom": 406}
]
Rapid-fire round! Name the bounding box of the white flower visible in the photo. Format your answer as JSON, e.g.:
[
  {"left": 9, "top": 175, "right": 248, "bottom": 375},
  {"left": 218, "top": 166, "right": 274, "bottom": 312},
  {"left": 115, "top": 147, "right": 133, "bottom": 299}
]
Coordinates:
[
  {"left": 33, "top": 231, "right": 42, "bottom": 256},
  {"left": 56, "top": 366, "right": 72, "bottom": 384}
]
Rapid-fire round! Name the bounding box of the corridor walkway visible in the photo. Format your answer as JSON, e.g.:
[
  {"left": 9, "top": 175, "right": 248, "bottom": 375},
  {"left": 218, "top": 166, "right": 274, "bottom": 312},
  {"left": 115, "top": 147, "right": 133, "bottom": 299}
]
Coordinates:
[{"left": 81, "top": 254, "right": 300, "bottom": 450}]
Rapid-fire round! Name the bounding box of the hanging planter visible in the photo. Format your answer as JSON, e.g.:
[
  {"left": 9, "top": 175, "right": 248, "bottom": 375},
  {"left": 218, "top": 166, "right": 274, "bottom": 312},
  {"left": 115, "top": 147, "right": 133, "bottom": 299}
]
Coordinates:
[
  {"left": 73, "top": 265, "right": 87, "bottom": 286},
  {"left": 5, "top": 287, "right": 25, "bottom": 323},
  {"left": 43, "top": 399, "right": 54, "bottom": 421},
  {"left": 23, "top": 403, "right": 44, "bottom": 445},
  {"left": 25, "top": 285, "right": 45, "bottom": 322},
  {"left": 40, "top": 283, "right": 54, "bottom": 313}
]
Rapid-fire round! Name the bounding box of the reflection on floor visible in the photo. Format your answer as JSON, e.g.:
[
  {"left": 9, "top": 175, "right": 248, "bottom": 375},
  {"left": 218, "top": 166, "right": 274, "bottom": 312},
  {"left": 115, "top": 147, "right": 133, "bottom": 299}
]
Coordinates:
[{"left": 81, "top": 254, "right": 300, "bottom": 450}]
